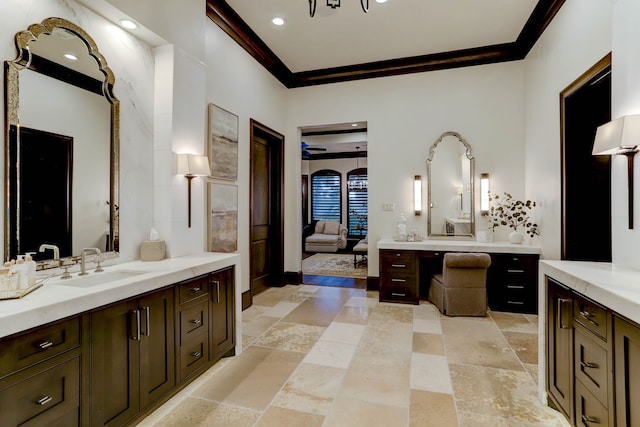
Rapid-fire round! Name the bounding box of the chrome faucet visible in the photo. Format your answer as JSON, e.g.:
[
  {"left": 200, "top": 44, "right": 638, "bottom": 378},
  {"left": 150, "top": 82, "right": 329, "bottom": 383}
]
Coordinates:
[
  {"left": 80, "top": 248, "right": 102, "bottom": 276},
  {"left": 38, "top": 244, "right": 60, "bottom": 261}
]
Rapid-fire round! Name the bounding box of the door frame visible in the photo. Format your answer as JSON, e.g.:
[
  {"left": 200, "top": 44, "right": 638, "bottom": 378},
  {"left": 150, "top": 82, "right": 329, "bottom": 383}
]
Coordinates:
[{"left": 248, "top": 119, "right": 285, "bottom": 308}]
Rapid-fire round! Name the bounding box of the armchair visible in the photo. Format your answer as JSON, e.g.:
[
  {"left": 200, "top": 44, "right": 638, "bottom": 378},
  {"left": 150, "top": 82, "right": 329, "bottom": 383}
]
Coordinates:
[{"left": 304, "top": 220, "right": 348, "bottom": 253}]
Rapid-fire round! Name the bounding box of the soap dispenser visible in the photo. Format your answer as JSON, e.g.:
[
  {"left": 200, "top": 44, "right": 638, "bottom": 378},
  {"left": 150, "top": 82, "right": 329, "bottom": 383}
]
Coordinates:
[{"left": 25, "top": 252, "right": 36, "bottom": 286}]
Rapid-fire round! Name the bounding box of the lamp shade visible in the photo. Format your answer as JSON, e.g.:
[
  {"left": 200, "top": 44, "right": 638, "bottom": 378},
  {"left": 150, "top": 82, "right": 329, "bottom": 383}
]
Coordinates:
[
  {"left": 176, "top": 154, "right": 211, "bottom": 176},
  {"left": 593, "top": 114, "right": 640, "bottom": 155}
]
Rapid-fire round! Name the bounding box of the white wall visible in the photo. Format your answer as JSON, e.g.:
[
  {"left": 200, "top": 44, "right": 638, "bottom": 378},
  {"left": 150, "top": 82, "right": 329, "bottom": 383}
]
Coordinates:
[
  {"left": 286, "top": 62, "right": 527, "bottom": 276},
  {"left": 524, "top": 0, "right": 613, "bottom": 261}
]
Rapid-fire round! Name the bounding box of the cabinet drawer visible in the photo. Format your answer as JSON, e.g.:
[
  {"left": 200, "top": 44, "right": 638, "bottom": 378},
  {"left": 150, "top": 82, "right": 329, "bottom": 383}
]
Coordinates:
[
  {"left": 180, "top": 300, "right": 209, "bottom": 343},
  {"left": 575, "top": 379, "right": 610, "bottom": 427},
  {"left": 573, "top": 295, "right": 609, "bottom": 340},
  {"left": 0, "top": 356, "right": 80, "bottom": 427},
  {"left": 0, "top": 316, "right": 81, "bottom": 378},
  {"left": 178, "top": 275, "right": 210, "bottom": 306},
  {"left": 575, "top": 326, "right": 610, "bottom": 407},
  {"left": 179, "top": 336, "right": 209, "bottom": 380},
  {"left": 380, "top": 279, "right": 417, "bottom": 304},
  {"left": 381, "top": 251, "right": 416, "bottom": 271}
]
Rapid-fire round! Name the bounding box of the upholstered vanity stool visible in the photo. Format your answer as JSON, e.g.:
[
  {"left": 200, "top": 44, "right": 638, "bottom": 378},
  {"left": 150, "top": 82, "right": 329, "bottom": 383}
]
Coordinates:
[{"left": 428, "top": 252, "right": 492, "bottom": 316}]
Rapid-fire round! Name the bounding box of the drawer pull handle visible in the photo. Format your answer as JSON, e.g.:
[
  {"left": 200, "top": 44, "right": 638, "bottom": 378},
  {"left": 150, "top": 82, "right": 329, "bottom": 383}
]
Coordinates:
[
  {"left": 38, "top": 341, "right": 53, "bottom": 350},
  {"left": 507, "top": 269, "right": 525, "bottom": 274},
  {"left": 391, "top": 264, "right": 406, "bottom": 268},
  {"left": 190, "top": 286, "right": 201, "bottom": 294},
  {"left": 580, "top": 310, "right": 595, "bottom": 318},
  {"left": 507, "top": 285, "right": 524, "bottom": 290},
  {"left": 391, "top": 278, "right": 406, "bottom": 283},
  {"left": 507, "top": 300, "right": 524, "bottom": 305},
  {"left": 557, "top": 298, "right": 572, "bottom": 329},
  {"left": 191, "top": 319, "right": 201, "bottom": 325},
  {"left": 37, "top": 396, "right": 53, "bottom": 406},
  {"left": 581, "top": 415, "right": 600, "bottom": 424},
  {"left": 213, "top": 280, "right": 220, "bottom": 303},
  {"left": 191, "top": 351, "right": 201, "bottom": 358},
  {"left": 580, "top": 361, "right": 599, "bottom": 369},
  {"left": 391, "top": 292, "right": 406, "bottom": 297}
]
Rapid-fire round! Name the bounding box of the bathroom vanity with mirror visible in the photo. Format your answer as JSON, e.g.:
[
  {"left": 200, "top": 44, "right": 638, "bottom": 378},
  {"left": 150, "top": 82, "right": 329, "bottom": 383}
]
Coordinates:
[
  {"left": 0, "top": 253, "right": 240, "bottom": 427},
  {"left": 3, "top": 18, "right": 119, "bottom": 266}
]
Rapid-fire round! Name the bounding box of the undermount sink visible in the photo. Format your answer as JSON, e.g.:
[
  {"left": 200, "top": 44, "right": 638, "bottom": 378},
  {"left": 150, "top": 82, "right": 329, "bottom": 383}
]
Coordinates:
[{"left": 54, "top": 270, "right": 148, "bottom": 288}]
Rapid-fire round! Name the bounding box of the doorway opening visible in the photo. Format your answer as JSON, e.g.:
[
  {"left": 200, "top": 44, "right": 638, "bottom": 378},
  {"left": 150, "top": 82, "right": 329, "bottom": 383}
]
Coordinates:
[
  {"left": 560, "top": 54, "right": 611, "bottom": 261},
  {"left": 301, "top": 122, "right": 368, "bottom": 289}
]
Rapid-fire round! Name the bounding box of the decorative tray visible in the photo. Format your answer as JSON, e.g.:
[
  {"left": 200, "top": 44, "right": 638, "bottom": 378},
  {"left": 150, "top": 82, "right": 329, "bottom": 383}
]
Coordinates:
[{"left": 0, "top": 282, "right": 44, "bottom": 300}]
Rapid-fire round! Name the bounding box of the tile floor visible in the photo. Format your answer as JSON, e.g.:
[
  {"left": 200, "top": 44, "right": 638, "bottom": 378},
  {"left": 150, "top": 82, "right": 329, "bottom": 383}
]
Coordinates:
[{"left": 139, "top": 285, "right": 569, "bottom": 427}]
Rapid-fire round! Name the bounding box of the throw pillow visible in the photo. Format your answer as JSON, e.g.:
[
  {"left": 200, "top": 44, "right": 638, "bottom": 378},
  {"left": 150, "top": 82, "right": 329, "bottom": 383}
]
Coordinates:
[
  {"left": 324, "top": 221, "right": 340, "bottom": 235},
  {"left": 314, "top": 221, "right": 326, "bottom": 234}
]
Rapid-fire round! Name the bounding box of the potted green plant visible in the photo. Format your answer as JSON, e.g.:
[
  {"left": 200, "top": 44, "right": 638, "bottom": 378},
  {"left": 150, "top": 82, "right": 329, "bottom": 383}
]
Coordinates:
[{"left": 488, "top": 192, "right": 539, "bottom": 244}]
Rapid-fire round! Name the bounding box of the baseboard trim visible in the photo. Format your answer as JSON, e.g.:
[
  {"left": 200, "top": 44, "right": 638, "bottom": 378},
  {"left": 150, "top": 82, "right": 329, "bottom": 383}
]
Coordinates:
[
  {"left": 284, "top": 271, "right": 303, "bottom": 285},
  {"left": 241, "top": 290, "right": 252, "bottom": 311},
  {"left": 367, "top": 276, "right": 379, "bottom": 291}
]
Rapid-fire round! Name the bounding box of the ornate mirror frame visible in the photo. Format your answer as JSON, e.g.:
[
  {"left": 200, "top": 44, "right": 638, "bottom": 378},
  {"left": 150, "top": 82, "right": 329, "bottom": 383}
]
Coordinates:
[
  {"left": 426, "top": 131, "right": 475, "bottom": 238},
  {"left": 4, "top": 17, "right": 119, "bottom": 266}
]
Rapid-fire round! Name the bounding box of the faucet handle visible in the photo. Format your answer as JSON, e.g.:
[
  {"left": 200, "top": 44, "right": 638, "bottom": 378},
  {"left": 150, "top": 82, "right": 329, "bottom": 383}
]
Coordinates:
[
  {"left": 60, "top": 264, "right": 72, "bottom": 279},
  {"left": 95, "top": 254, "right": 104, "bottom": 273}
]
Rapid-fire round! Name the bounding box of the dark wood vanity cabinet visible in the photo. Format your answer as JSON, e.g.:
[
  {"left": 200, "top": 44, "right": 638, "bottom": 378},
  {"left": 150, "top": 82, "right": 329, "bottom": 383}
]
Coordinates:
[
  {"left": 613, "top": 315, "right": 640, "bottom": 427},
  {"left": 176, "top": 274, "right": 210, "bottom": 382},
  {"left": 209, "top": 267, "right": 235, "bottom": 362},
  {"left": 0, "top": 316, "right": 86, "bottom": 427},
  {"left": 89, "top": 287, "right": 175, "bottom": 427},
  {"left": 379, "top": 250, "right": 419, "bottom": 304}
]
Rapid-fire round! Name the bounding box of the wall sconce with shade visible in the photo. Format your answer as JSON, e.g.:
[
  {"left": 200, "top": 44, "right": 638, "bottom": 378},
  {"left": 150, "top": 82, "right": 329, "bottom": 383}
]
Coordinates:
[
  {"left": 480, "top": 173, "right": 490, "bottom": 216},
  {"left": 593, "top": 115, "right": 640, "bottom": 229},
  {"left": 176, "top": 154, "right": 211, "bottom": 228},
  {"left": 414, "top": 175, "right": 422, "bottom": 215}
]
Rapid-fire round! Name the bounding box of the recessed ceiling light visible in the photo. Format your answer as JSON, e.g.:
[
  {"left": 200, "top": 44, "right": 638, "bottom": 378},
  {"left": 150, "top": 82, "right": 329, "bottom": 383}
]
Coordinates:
[
  {"left": 120, "top": 19, "right": 138, "bottom": 30},
  {"left": 272, "top": 17, "right": 285, "bottom": 26},
  {"left": 352, "top": 123, "right": 358, "bottom": 127},
  {"left": 376, "top": 0, "right": 388, "bottom": 3},
  {"left": 64, "top": 53, "right": 78, "bottom": 61}
]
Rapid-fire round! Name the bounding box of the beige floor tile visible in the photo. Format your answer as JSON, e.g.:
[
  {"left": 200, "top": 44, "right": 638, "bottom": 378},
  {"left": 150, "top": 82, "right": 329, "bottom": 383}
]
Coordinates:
[
  {"left": 256, "top": 406, "right": 324, "bottom": 427},
  {"left": 457, "top": 410, "right": 567, "bottom": 427},
  {"left": 303, "top": 339, "right": 357, "bottom": 369},
  {"left": 243, "top": 315, "right": 280, "bottom": 337},
  {"left": 490, "top": 311, "right": 539, "bottom": 333},
  {"left": 410, "top": 352, "right": 453, "bottom": 393},
  {"left": 413, "top": 316, "right": 443, "bottom": 334},
  {"left": 441, "top": 317, "right": 524, "bottom": 370},
  {"left": 192, "top": 346, "right": 304, "bottom": 410},
  {"left": 298, "top": 285, "right": 321, "bottom": 294},
  {"left": 254, "top": 321, "right": 326, "bottom": 353},
  {"left": 263, "top": 301, "right": 301, "bottom": 318},
  {"left": 252, "top": 286, "right": 299, "bottom": 307},
  {"left": 524, "top": 362, "right": 539, "bottom": 384},
  {"left": 413, "top": 332, "right": 445, "bottom": 355},
  {"left": 283, "top": 293, "right": 309, "bottom": 304},
  {"left": 154, "top": 397, "right": 261, "bottom": 427},
  {"left": 312, "top": 286, "right": 361, "bottom": 300},
  {"left": 320, "top": 321, "right": 366, "bottom": 344},
  {"left": 450, "top": 363, "right": 567, "bottom": 425},
  {"left": 333, "top": 306, "right": 372, "bottom": 325},
  {"left": 358, "top": 322, "right": 413, "bottom": 356},
  {"left": 414, "top": 302, "right": 441, "bottom": 320},
  {"left": 271, "top": 363, "right": 346, "bottom": 415},
  {"left": 282, "top": 297, "right": 345, "bottom": 327},
  {"left": 369, "top": 303, "right": 414, "bottom": 325},
  {"left": 344, "top": 295, "right": 379, "bottom": 308},
  {"left": 503, "top": 331, "right": 538, "bottom": 364},
  {"left": 323, "top": 397, "right": 408, "bottom": 427},
  {"left": 242, "top": 305, "right": 269, "bottom": 322},
  {"left": 410, "top": 390, "right": 458, "bottom": 427}
]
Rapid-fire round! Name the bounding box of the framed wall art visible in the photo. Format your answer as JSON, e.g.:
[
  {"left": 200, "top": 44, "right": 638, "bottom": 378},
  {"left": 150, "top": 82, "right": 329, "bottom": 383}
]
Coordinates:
[
  {"left": 208, "top": 103, "right": 238, "bottom": 181},
  {"left": 208, "top": 182, "right": 238, "bottom": 252}
]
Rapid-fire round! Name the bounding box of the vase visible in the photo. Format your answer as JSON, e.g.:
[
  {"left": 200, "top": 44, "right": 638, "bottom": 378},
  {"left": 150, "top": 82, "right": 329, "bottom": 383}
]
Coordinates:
[{"left": 509, "top": 231, "right": 524, "bottom": 244}]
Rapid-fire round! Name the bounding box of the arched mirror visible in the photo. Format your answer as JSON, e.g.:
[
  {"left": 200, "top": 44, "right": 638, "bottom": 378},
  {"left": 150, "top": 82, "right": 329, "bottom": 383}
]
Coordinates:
[
  {"left": 427, "top": 131, "right": 475, "bottom": 238},
  {"left": 4, "top": 18, "right": 119, "bottom": 265}
]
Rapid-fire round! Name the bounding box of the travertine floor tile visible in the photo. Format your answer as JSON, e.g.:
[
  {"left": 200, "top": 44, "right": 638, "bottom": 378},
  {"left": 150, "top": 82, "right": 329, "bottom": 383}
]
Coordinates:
[
  {"left": 242, "top": 315, "right": 279, "bottom": 337},
  {"left": 252, "top": 286, "right": 298, "bottom": 307},
  {"left": 490, "top": 311, "right": 538, "bottom": 333},
  {"left": 320, "top": 321, "right": 366, "bottom": 344},
  {"left": 271, "top": 363, "right": 345, "bottom": 415},
  {"left": 323, "top": 397, "right": 408, "bottom": 427},
  {"left": 333, "top": 305, "right": 372, "bottom": 325},
  {"left": 503, "top": 331, "right": 538, "bottom": 364},
  {"left": 282, "top": 297, "right": 345, "bottom": 327},
  {"left": 441, "top": 317, "right": 523, "bottom": 370},
  {"left": 192, "top": 346, "right": 304, "bottom": 410},
  {"left": 154, "top": 397, "right": 261, "bottom": 427},
  {"left": 457, "top": 410, "right": 566, "bottom": 427},
  {"left": 263, "top": 301, "right": 301, "bottom": 318},
  {"left": 344, "top": 295, "right": 379, "bottom": 309},
  {"left": 410, "top": 390, "right": 457, "bottom": 427},
  {"left": 410, "top": 352, "right": 453, "bottom": 393},
  {"left": 254, "top": 321, "right": 325, "bottom": 353},
  {"left": 412, "top": 332, "right": 445, "bottom": 355},
  {"left": 255, "top": 406, "right": 324, "bottom": 427},
  {"left": 303, "top": 339, "right": 357, "bottom": 369}
]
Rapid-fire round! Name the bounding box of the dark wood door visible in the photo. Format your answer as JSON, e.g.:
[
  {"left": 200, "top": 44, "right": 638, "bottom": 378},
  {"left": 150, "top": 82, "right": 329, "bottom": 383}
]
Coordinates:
[
  {"left": 90, "top": 299, "right": 140, "bottom": 427},
  {"left": 139, "top": 288, "right": 175, "bottom": 408},
  {"left": 614, "top": 315, "right": 640, "bottom": 427},
  {"left": 547, "top": 278, "right": 574, "bottom": 423},
  {"left": 210, "top": 267, "right": 235, "bottom": 362},
  {"left": 250, "top": 120, "right": 284, "bottom": 301}
]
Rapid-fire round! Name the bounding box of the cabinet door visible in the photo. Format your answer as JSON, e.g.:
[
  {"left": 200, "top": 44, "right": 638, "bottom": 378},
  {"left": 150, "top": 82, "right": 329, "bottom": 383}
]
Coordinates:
[
  {"left": 90, "top": 299, "right": 140, "bottom": 427},
  {"left": 614, "top": 315, "right": 640, "bottom": 427},
  {"left": 547, "top": 278, "right": 574, "bottom": 423},
  {"left": 210, "top": 268, "right": 235, "bottom": 362},
  {"left": 139, "top": 288, "right": 175, "bottom": 408}
]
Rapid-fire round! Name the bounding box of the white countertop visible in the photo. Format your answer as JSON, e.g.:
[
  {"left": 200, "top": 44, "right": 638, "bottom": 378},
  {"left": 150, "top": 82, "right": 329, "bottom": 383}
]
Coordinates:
[
  {"left": 377, "top": 238, "right": 541, "bottom": 254},
  {"left": 0, "top": 252, "right": 240, "bottom": 339},
  {"left": 540, "top": 260, "right": 640, "bottom": 324}
]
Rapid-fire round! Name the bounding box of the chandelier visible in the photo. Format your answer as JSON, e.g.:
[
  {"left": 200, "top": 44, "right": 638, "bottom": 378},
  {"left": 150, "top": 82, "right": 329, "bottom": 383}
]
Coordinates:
[
  {"left": 348, "top": 146, "right": 368, "bottom": 191},
  {"left": 309, "top": 0, "right": 370, "bottom": 17}
]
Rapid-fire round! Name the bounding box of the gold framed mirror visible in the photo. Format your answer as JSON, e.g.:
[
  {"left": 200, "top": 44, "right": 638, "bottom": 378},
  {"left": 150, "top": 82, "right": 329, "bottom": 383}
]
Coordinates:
[
  {"left": 427, "top": 131, "right": 475, "bottom": 238},
  {"left": 4, "top": 17, "right": 119, "bottom": 265}
]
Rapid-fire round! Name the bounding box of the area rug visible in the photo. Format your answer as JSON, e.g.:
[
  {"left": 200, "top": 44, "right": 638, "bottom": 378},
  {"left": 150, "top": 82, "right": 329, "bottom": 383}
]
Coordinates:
[{"left": 302, "top": 253, "right": 367, "bottom": 278}]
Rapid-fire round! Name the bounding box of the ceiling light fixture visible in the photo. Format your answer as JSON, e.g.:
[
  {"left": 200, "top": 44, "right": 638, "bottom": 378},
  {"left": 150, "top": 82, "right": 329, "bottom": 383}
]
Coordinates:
[
  {"left": 120, "top": 19, "right": 138, "bottom": 30},
  {"left": 309, "top": 0, "right": 370, "bottom": 17},
  {"left": 64, "top": 53, "right": 78, "bottom": 61},
  {"left": 272, "top": 17, "right": 285, "bottom": 26}
]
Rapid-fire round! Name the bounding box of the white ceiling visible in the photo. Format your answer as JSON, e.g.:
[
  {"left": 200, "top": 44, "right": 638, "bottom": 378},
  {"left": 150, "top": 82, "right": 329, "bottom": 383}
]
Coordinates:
[{"left": 225, "top": 0, "right": 539, "bottom": 73}]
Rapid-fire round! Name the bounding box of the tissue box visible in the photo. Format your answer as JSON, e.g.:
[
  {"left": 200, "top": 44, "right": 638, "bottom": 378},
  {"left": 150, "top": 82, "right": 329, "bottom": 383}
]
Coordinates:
[{"left": 140, "top": 240, "right": 166, "bottom": 262}]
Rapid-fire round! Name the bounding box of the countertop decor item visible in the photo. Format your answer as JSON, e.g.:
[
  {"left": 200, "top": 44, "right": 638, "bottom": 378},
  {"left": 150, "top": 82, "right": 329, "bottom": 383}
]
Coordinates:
[{"left": 488, "top": 192, "right": 539, "bottom": 240}]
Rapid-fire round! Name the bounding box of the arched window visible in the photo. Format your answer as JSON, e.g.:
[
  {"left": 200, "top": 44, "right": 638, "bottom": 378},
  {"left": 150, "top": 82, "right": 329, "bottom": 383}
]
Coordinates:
[
  {"left": 311, "top": 170, "right": 341, "bottom": 222},
  {"left": 347, "top": 167, "right": 367, "bottom": 237}
]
